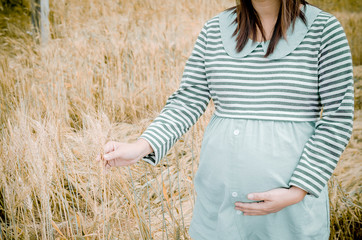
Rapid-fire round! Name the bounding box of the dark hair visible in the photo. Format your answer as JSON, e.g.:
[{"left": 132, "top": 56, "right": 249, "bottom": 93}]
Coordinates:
[{"left": 225, "top": 0, "right": 308, "bottom": 57}]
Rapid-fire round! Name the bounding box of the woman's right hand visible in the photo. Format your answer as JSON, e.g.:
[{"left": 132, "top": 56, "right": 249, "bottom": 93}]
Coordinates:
[{"left": 96, "top": 138, "right": 154, "bottom": 169}]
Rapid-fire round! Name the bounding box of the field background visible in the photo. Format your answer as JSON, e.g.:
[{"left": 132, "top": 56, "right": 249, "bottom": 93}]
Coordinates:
[{"left": 0, "top": 0, "right": 361, "bottom": 239}]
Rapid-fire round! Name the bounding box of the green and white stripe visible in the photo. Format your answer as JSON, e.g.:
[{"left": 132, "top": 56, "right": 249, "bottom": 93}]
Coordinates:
[{"left": 137, "top": 9, "right": 354, "bottom": 198}]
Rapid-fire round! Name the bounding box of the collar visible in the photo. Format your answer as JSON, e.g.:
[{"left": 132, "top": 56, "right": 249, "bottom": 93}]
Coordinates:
[{"left": 218, "top": 4, "right": 322, "bottom": 59}]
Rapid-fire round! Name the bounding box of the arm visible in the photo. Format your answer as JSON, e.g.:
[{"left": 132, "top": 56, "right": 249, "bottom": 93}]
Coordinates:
[
  {"left": 137, "top": 21, "right": 211, "bottom": 166},
  {"left": 235, "top": 15, "right": 355, "bottom": 215},
  {"left": 288, "top": 15, "right": 355, "bottom": 198}
]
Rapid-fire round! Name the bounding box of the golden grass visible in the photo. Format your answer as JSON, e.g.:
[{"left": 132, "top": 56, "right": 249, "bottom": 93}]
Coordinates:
[{"left": 0, "top": 0, "right": 361, "bottom": 239}]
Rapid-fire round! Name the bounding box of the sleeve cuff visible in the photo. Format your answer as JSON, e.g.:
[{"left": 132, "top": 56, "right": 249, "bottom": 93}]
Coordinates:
[
  {"left": 137, "top": 135, "right": 161, "bottom": 166},
  {"left": 288, "top": 178, "right": 322, "bottom": 198}
]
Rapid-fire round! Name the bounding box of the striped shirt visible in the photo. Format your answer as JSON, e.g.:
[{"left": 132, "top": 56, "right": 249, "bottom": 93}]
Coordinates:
[{"left": 137, "top": 4, "right": 354, "bottom": 198}]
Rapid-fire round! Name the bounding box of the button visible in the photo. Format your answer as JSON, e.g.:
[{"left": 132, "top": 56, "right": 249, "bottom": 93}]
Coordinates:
[
  {"left": 236, "top": 210, "right": 242, "bottom": 215},
  {"left": 232, "top": 191, "right": 238, "bottom": 197},
  {"left": 233, "top": 129, "right": 239, "bottom": 135}
]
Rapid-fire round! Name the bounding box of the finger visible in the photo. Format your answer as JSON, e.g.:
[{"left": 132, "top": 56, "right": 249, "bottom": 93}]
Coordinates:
[
  {"left": 243, "top": 211, "right": 269, "bottom": 216},
  {"left": 103, "top": 160, "right": 111, "bottom": 171},
  {"left": 107, "top": 158, "right": 130, "bottom": 168},
  {"left": 247, "top": 191, "right": 271, "bottom": 201},
  {"left": 235, "top": 202, "right": 266, "bottom": 211},
  {"left": 107, "top": 159, "right": 116, "bottom": 167},
  {"left": 234, "top": 206, "right": 267, "bottom": 215},
  {"left": 103, "top": 150, "right": 120, "bottom": 161},
  {"left": 103, "top": 141, "right": 117, "bottom": 154},
  {"left": 235, "top": 206, "right": 270, "bottom": 215}
]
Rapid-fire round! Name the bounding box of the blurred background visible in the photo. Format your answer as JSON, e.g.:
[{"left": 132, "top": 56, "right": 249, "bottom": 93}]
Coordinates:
[{"left": 0, "top": 0, "right": 361, "bottom": 239}]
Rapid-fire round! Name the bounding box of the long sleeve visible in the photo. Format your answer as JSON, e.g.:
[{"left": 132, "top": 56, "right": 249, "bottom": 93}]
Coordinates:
[
  {"left": 137, "top": 21, "right": 211, "bottom": 166},
  {"left": 288, "top": 15, "right": 355, "bottom": 198}
]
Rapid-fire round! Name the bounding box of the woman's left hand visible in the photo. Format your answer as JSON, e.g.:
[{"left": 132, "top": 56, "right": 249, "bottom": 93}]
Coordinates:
[{"left": 234, "top": 186, "right": 308, "bottom": 216}]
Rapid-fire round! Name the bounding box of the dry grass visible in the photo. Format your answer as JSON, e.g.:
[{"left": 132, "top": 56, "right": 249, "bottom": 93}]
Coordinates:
[{"left": 0, "top": 0, "right": 361, "bottom": 239}]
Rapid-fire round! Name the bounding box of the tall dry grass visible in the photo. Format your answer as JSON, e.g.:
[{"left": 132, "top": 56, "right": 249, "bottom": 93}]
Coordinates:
[{"left": 0, "top": 0, "right": 361, "bottom": 239}]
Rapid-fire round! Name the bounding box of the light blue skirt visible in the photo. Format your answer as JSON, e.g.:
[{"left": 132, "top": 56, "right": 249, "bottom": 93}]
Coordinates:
[{"left": 188, "top": 114, "right": 330, "bottom": 240}]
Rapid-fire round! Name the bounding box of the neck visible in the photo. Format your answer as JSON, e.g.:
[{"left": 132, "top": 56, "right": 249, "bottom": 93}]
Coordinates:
[{"left": 251, "top": 0, "right": 281, "bottom": 20}]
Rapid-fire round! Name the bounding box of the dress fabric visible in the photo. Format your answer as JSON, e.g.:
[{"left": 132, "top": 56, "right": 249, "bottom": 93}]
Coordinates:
[
  {"left": 136, "top": 3, "right": 354, "bottom": 240},
  {"left": 188, "top": 115, "right": 330, "bottom": 239}
]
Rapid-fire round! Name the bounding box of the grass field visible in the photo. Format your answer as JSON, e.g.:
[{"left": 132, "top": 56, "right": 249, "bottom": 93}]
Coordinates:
[{"left": 0, "top": 0, "right": 361, "bottom": 239}]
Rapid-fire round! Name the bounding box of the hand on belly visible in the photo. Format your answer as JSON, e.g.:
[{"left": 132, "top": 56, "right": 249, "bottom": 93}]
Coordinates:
[{"left": 234, "top": 186, "right": 308, "bottom": 215}]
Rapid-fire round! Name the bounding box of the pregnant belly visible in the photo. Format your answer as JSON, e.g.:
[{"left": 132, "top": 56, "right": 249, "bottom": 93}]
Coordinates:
[{"left": 193, "top": 116, "right": 316, "bottom": 201}]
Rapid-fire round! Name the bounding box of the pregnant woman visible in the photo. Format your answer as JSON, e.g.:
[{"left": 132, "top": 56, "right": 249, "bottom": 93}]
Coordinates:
[{"left": 97, "top": 0, "right": 354, "bottom": 239}]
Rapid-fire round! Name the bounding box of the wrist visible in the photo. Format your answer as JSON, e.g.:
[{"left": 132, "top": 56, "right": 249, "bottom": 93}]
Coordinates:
[
  {"left": 289, "top": 186, "right": 308, "bottom": 203},
  {"left": 135, "top": 138, "right": 154, "bottom": 159}
]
